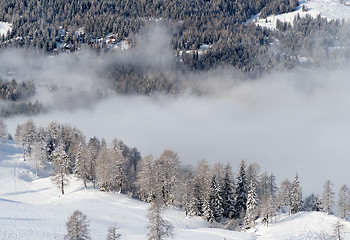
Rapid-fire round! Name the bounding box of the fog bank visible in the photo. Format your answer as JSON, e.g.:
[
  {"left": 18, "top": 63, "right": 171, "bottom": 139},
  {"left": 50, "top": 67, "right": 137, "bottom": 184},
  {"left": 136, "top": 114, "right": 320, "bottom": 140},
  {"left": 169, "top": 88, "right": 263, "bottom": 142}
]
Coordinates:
[{"left": 5, "top": 64, "right": 350, "bottom": 195}]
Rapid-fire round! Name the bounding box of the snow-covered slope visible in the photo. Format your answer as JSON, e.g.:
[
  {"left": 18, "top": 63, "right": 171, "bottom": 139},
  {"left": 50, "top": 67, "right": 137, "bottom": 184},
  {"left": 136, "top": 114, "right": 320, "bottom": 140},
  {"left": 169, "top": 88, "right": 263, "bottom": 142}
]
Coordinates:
[
  {"left": 248, "top": 0, "right": 350, "bottom": 29},
  {"left": 0, "top": 21, "right": 11, "bottom": 36},
  {"left": 253, "top": 212, "right": 350, "bottom": 239},
  {"left": 1, "top": 141, "right": 349, "bottom": 239}
]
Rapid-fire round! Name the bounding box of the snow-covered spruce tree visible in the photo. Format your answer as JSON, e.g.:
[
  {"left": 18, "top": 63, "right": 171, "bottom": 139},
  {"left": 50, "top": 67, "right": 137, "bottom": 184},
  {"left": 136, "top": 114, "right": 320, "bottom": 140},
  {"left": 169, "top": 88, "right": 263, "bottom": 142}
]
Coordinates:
[
  {"left": 208, "top": 175, "right": 224, "bottom": 222},
  {"left": 303, "top": 193, "right": 321, "bottom": 211},
  {"left": 320, "top": 180, "right": 335, "bottom": 214},
  {"left": 0, "top": 118, "right": 8, "bottom": 150},
  {"left": 233, "top": 160, "right": 248, "bottom": 219},
  {"left": 64, "top": 210, "right": 91, "bottom": 240},
  {"left": 189, "top": 159, "right": 210, "bottom": 216},
  {"left": 146, "top": 196, "right": 174, "bottom": 240},
  {"left": 136, "top": 154, "right": 156, "bottom": 203},
  {"left": 290, "top": 173, "right": 302, "bottom": 214},
  {"left": 51, "top": 143, "right": 71, "bottom": 195},
  {"left": 221, "top": 163, "right": 235, "bottom": 219},
  {"left": 338, "top": 185, "right": 349, "bottom": 219},
  {"left": 244, "top": 180, "right": 258, "bottom": 229},
  {"left": 189, "top": 180, "right": 203, "bottom": 216},
  {"left": 45, "top": 121, "right": 63, "bottom": 162},
  {"left": 106, "top": 226, "right": 122, "bottom": 240}
]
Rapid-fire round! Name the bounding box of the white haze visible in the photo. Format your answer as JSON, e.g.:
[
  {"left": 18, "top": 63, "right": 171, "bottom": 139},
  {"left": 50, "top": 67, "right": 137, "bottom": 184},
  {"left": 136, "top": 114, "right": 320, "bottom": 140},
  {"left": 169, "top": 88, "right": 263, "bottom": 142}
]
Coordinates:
[{"left": 2, "top": 23, "right": 350, "bottom": 196}]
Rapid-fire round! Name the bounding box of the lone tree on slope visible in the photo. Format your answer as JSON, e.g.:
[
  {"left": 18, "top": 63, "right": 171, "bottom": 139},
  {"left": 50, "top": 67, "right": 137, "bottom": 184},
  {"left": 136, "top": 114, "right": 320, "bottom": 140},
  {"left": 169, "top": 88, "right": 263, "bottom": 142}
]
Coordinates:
[{"left": 64, "top": 210, "right": 91, "bottom": 240}]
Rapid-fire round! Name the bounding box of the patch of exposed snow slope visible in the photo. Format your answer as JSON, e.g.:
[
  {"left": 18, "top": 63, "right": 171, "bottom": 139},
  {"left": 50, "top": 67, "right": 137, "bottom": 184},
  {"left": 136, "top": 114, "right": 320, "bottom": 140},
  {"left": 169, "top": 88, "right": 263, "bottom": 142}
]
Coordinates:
[
  {"left": 248, "top": 0, "right": 350, "bottom": 30},
  {"left": 1, "top": 141, "right": 350, "bottom": 239},
  {"left": 0, "top": 21, "right": 12, "bottom": 36}
]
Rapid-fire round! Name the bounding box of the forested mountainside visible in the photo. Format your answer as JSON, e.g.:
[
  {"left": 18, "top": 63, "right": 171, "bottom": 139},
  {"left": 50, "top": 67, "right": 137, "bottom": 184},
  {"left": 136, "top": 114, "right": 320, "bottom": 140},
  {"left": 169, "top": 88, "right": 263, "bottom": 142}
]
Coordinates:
[{"left": 0, "top": 0, "right": 349, "bottom": 75}]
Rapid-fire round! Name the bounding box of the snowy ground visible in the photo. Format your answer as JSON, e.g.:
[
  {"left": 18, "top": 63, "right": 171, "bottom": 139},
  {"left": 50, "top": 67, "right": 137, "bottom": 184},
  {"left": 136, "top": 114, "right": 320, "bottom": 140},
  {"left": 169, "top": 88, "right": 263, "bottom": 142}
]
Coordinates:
[
  {"left": 0, "top": 22, "right": 11, "bottom": 36},
  {"left": 248, "top": 0, "right": 350, "bottom": 29},
  {"left": 0, "top": 141, "right": 349, "bottom": 239}
]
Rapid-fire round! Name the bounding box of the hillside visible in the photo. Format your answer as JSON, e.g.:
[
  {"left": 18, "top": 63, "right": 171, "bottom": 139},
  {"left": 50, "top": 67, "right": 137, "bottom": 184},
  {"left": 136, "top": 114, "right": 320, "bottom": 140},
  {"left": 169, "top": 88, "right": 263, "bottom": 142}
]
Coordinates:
[
  {"left": 250, "top": 0, "right": 350, "bottom": 29},
  {"left": 0, "top": 141, "right": 349, "bottom": 239}
]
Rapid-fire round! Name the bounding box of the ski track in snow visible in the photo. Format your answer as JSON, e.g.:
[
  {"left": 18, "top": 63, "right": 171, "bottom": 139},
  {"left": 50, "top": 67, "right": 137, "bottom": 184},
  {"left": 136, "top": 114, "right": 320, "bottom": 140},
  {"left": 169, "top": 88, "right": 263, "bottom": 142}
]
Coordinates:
[{"left": 0, "top": 141, "right": 350, "bottom": 239}]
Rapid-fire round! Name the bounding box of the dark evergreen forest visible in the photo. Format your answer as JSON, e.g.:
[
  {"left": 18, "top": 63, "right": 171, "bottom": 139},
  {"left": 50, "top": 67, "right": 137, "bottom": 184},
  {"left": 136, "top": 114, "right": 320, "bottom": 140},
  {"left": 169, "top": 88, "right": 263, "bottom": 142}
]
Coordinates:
[{"left": 0, "top": 0, "right": 349, "bottom": 75}]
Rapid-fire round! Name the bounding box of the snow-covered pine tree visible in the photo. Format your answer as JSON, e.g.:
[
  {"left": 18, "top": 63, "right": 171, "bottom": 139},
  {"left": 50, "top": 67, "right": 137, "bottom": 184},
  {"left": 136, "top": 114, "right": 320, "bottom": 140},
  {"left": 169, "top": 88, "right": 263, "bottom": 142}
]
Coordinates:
[
  {"left": 208, "top": 175, "right": 224, "bottom": 222},
  {"left": 320, "top": 180, "right": 334, "bottom": 214},
  {"left": 244, "top": 180, "right": 258, "bottom": 229},
  {"left": 234, "top": 160, "right": 248, "bottom": 219},
  {"left": 64, "top": 210, "right": 91, "bottom": 240},
  {"left": 303, "top": 193, "right": 321, "bottom": 211},
  {"left": 189, "top": 159, "right": 210, "bottom": 217},
  {"left": 105, "top": 226, "right": 122, "bottom": 240},
  {"left": 338, "top": 185, "right": 349, "bottom": 219},
  {"left": 146, "top": 196, "right": 173, "bottom": 240},
  {"left": 189, "top": 181, "right": 203, "bottom": 216},
  {"left": 290, "top": 173, "right": 302, "bottom": 214},
  {"left": 221, "top": 163, "right": 235, "bottom": 219},
  {"left": 51, "top": 143, "right": 71, "bottom": 195}
]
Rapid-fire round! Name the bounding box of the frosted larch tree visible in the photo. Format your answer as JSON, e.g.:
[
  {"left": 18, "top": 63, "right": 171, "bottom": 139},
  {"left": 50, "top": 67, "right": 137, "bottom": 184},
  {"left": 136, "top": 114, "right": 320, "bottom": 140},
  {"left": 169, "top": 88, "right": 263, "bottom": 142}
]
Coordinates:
[
  {"left": 75, "top": 143, "right": 92, "bottom": 188},
  {"left": 64, "top": 210, "right": 91, "bottom": 240},
  {"left": 338, "top": 185, "right": 349, "bottom": 219},
  {"left": 105, "top": 226, "right": 122, "bottom": 240},
  {"left": 277, "top": 179, "right": 292, "bottom": 213},
  {"left": 146, "top": 196, "right": 173, "bottom": 240},
  {"left": 320, "top": 180, "right": 334, "bottom": 214},
  {"left": 136, "top": 154, "right": 155, "bottom": 202}
]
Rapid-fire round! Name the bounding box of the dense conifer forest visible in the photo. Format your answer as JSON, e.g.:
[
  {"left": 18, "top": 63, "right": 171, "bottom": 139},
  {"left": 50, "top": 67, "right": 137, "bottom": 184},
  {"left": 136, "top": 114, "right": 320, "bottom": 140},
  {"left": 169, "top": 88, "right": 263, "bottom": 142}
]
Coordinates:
[{"left": 0, "top": 0, "right": 349, "bottom": 76}]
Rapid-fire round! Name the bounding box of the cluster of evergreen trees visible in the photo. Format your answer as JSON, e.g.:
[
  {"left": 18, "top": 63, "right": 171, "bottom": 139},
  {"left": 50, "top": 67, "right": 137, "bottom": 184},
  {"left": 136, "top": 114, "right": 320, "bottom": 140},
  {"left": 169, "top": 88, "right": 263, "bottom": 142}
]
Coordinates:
[
  {"left": 11, "top": 119, "right": 350, "bottom": 231},
  {"left": 0, "top": 78, "right": 42, "bottom": 117},
  {"left": 2, "top": 0, "right": 349, "bottom": 75}
]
